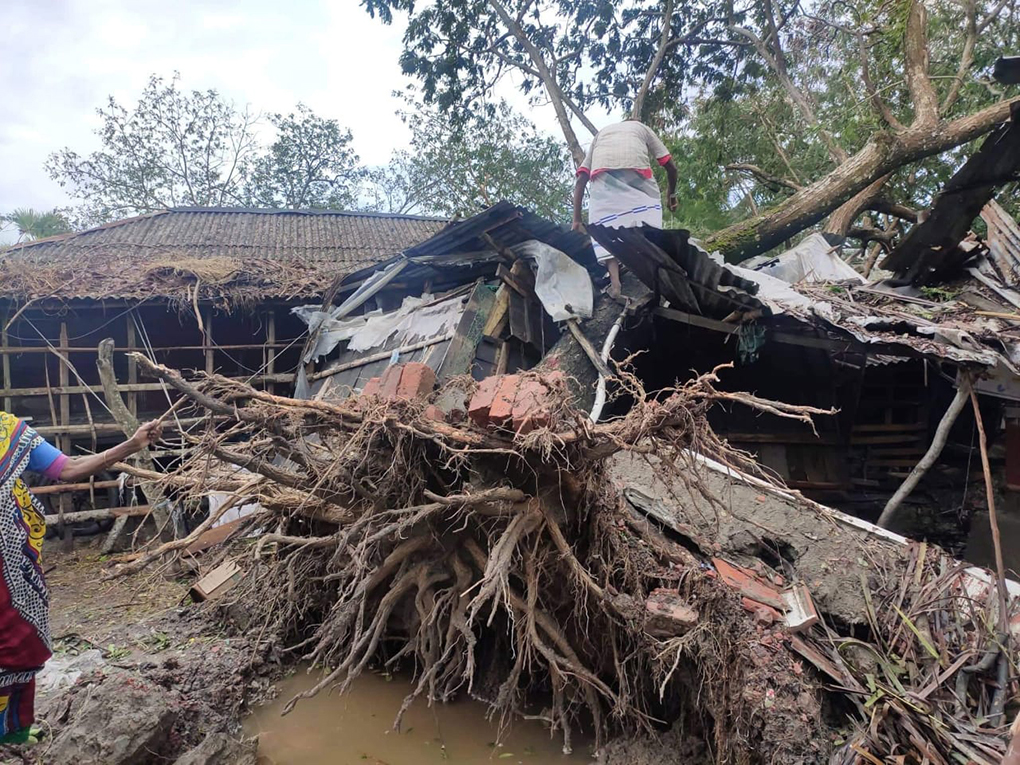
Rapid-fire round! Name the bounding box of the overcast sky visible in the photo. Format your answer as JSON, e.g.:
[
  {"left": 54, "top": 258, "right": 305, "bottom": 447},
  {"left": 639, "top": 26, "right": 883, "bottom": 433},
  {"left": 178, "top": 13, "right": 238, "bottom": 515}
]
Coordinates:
[{"left": 1, "top": 0, "right": 614, "bottom": 242}]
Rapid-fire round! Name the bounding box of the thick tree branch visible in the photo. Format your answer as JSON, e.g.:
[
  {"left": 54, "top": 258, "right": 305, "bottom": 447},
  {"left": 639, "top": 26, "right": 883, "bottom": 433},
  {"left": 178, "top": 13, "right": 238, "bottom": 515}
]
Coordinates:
[
  {"left": 825, "top": 174, "right": 891, "bottom": 236},
  {"left": 858, "top": 30, "right": 905, "bottom": 131},
  {"left": 705, "top": 96, "right": 1020, "bottom": 262},
  {"left": 728, "top": 15, "right": 847, "bottom": 164},
  {"left": 870, "top": 199, "right": 919, "bottom": 223},
  {"left": 904, "top": 0, "right": 940, "bottom": 126},
  {"left": 486, "top": 0, "right": 587, "bottom": 165}
]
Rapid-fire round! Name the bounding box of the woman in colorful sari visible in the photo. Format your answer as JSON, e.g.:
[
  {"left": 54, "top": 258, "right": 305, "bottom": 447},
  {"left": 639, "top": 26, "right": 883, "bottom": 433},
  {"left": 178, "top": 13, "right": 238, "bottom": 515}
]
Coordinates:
[
  {"left": 0, "top": 412, "right": 161, "bottom": 745},
  {"left": 571, "top": 119, "right": 679, "bottom": 297}
]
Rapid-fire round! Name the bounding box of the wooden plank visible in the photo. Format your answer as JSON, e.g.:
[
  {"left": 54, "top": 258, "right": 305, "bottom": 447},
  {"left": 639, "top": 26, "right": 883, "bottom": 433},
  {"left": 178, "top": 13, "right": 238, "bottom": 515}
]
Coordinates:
[
  {"left": 497, "top": 264, "right": 531, "bottom": 298},
  {"left": 437, "top": 283, "right": 497, "bottom": 382},
  {"left": 43, "top": 505, "right": 150, "bottom": 524},
  {"left": 851, "top": 423, "right": 927, "bottom": 433},
  {"left": 0, "top": 374, "right": 295, "bottom": 398},
  {"left": 308, "top": 334, "right": 455, "bottom": 382},
  {"left": 850, "top": 434, "right": 926, "bottom": 445},
  {"left": 33, "top": 415, "right": 210, "bottom": 437},
  {"left": 482, "top": 285, "right": 509, "bottom": 337},
  {"left": 654, "top": 306, "right": 865, "bottom": 354},
  {"left": 266, "top": 310, "right": 276, "bottom": 397},
  {"left": 508, "top": 290, "right": 528, "bottom": 343},
  {"left": 190, "top": 560, "right": 242, "bottom": 602},
  {"left": 185, "top": 518, "right": 247, "bottom": 555},
  {"left": 32, "top": 479, "right": 122, "bottom": 495},
  {"left": 565, "top": 319, "right": 613, "bottom": 379},
  {"left": 204, "top": 308, "right": 214, "bottom": 374},
  {"left": 0, "top": 343, "right": 295, "bottom": 354},
  {"left": 721, "top": 432, "right": 840, "bottom": 445}
]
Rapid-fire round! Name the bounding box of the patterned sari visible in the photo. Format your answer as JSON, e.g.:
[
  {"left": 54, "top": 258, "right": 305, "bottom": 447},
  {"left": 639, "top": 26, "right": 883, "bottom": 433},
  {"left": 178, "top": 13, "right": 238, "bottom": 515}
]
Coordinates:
[{"left": 0, "top": 413, "right": 51, "bottom": 740}]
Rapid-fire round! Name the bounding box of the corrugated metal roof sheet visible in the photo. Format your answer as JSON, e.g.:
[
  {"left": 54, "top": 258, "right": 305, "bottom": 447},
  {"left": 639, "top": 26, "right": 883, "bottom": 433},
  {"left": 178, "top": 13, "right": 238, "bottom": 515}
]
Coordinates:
[
  {"left": 589, "top": 224, "right": 766, "bottom": 319},
  {"left": 0, "top": 207, "right": 447, "bottom": 304}
]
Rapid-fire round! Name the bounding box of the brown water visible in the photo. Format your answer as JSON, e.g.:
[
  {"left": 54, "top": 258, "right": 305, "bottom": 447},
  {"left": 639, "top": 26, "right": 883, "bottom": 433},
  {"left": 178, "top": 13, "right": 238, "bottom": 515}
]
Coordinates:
[{"left": 244, "top": 669, "right": 593, "bottom": 765}]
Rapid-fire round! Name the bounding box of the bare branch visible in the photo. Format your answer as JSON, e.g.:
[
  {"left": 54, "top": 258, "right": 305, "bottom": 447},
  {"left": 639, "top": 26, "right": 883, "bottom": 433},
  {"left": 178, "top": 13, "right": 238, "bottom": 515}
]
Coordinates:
[
  {"left": 485, "top": 0, "right": 589, "bottom": 164},
  {"left": 724, "top": 163, "right": 802, "bottom": 191},
  {"left": 942, "top": 0, "right": 978, "bottom": 113},
  {"left": 632, "top": 0, "right": 675, "bottom": 119}
]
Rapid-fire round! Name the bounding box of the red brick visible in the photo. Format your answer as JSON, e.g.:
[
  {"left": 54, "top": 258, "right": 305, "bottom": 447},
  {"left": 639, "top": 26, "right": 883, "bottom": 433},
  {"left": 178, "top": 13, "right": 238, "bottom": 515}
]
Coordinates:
[
  {"left": 712, "top": 558, "right": 785, "bottom": 610},
  {"left": 741, "top": 597, "right": 782, "bottom": 625},
  {"left": 396, "top": 362, "right": 436, "bottom": 400},
  {"left": 644, "top": 588, "right": 699, "bottom": 638},
  {"left": 488, "top": 375, "right": 520, "bottom": 426},
  {"left": 424, "top": 404, "right": 446, "bottom": 422},
  {"left": 468, "top": 376, "right": 503, "bottom": 426},
  {"left": 511, "top": 379, "right": 551, "bottom": 434},
  {"left": 378, "top": 364, "right": 403, "bottom": 401},
  {"left": 361, "top": 377, "right": 382, "bottom": 400}
]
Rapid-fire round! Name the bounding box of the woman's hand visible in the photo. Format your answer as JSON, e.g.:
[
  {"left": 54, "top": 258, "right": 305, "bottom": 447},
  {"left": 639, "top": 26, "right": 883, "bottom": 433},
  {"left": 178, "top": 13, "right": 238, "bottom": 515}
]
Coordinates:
[{"left": 130, "top": 420, "right": 163, "bottom": 450}]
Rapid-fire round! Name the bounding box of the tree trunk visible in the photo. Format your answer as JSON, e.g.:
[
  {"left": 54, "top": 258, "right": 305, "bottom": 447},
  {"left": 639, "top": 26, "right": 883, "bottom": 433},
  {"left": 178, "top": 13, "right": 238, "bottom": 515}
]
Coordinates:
[
  {"left": 704, "top": 97, "right": 1020, "bottom": 263},
  {"left": 536, "top": 273, "right": 650, "bottom": 412},
  {"left": 96, "top": 338, "right": 171, "bottom": 538}
]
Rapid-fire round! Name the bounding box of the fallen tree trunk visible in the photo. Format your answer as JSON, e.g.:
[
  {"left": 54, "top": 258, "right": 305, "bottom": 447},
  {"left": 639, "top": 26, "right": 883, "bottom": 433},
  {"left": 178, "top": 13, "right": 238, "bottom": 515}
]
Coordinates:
[{"left": 703, "top": 97, "right": 1020, "bottom": 263}]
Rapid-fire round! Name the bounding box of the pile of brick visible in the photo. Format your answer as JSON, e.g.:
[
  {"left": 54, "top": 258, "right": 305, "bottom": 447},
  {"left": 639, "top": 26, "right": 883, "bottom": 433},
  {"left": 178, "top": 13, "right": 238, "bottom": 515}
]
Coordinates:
[
  {"left": 360, "top": 362, "right": 437, "bottom": 402},
  {"left": 357, "top": 362, "right": 565, "bottom": 435},
  {"left": 466, "top": 372, "right": 564, "bottom": 434}
]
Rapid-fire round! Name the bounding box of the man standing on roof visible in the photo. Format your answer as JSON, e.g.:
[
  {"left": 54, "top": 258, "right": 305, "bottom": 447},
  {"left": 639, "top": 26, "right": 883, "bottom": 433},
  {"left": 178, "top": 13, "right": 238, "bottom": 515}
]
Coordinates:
[{"left": 571, "top": 119, "right": 678, "bottom": 297}]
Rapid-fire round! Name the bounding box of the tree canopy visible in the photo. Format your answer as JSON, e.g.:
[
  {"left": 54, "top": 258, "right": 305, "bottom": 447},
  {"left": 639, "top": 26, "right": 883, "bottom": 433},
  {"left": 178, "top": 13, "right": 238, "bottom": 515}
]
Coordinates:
[
  {"left": 363, "top": 0, "right": 1020, "bottom": 261},
  {"left": 2, "top": 208, "right": 73, "bottom": 243},
  {"left": 45, "top": 74, "right": 569, "bottom": 227},
  {"left": 367, "top": 98, "right": 573, "bottom": 219}
]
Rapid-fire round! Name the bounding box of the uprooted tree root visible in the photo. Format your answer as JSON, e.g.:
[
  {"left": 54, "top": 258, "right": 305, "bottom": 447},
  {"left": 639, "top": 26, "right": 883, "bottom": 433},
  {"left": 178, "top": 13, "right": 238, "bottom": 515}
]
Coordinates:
[{"left": 117, "top": 358, "right": 835, "bottom": 761}]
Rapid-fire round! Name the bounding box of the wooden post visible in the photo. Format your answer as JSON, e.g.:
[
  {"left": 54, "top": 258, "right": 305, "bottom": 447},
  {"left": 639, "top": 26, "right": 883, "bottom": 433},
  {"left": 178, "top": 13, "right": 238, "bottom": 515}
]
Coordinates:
[
  {"left": 126, "top": 315, "right": 138, "bottom": 418},
  {"left": 969, "top": 385, "right": 1011, "bottom": 727},
  {"left": 876, "top": 382, "right": 970, "bottom": 528},
  {"left": 1, "top": 318, "right": 11, "bottom": 414},
  {"left": 96, "top": 338, "right": 171, "bottom": 547},
  {"left": 58, "top": 321, "right": 71, "bottom": 550},
  {"left": 204, "top": 308, "right": 214, "bottom": 375},
  {"left": 267, "top": 310, "right": 276, "bottom": 396}
]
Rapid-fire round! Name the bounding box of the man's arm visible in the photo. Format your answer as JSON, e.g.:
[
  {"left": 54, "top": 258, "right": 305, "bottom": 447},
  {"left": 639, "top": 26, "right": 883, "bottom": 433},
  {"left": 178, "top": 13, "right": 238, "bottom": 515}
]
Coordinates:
[
  {"left": 663, "top": 159, "right": 678, "bottom": 211},
  {"left": 572, "top": 173, "right": 589, "bottom": 231}
]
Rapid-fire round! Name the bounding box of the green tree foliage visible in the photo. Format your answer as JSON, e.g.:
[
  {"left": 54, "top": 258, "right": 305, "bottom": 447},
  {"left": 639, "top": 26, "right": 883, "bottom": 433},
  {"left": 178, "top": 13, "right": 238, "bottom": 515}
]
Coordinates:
[
  {"left": 47, "top": 75, "right": 363, "bottom": 224},
  {"left": 363, "top": 0, "right": 1020, "bottom": 260},
  {"left": 46, "top": 74, "right": 260, "bottom": 224},
  {"left": 245, "top": 105, "right": 363, "bottom": 210},
  {"left": 366, "top": 99, "right": 573, "bottom": 220},
  {"left": 2, "top": 208, "right": 73, "bottom": 242}
]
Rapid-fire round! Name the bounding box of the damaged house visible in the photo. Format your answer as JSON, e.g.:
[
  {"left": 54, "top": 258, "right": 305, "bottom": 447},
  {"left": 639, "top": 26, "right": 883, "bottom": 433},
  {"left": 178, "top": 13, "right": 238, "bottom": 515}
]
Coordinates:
[
  {"left": 24, "top": 108, "right": 1020, "bottom": 764},
  {"left": 0, "top": 206, "right": 444, "bottom": 525},
  {"left": 130, "top": 196, "right": 1018, "bottom": 760}
]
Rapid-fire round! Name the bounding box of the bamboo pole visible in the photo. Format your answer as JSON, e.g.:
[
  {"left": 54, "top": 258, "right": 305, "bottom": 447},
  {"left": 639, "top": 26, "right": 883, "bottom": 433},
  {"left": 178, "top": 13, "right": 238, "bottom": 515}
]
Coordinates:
[
  {"left": 877, "top": 382, "right": 970, "bottom": 528},
  {"left": 968, "top": 384, "right": 1012, "bottom": 727}
]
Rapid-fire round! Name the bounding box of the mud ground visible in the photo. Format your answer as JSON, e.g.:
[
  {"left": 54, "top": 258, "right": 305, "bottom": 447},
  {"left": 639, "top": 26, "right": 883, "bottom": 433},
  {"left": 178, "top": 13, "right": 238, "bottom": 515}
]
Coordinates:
[{"left": 0, "top": 540, "right": 270, "bottom": 765}]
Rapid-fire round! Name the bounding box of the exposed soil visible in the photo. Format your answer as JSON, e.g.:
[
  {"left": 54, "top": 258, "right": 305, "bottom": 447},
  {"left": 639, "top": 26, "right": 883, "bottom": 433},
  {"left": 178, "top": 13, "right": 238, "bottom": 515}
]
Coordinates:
[{"left": 0, "top": 540, "right": 273, "bottom": 765}]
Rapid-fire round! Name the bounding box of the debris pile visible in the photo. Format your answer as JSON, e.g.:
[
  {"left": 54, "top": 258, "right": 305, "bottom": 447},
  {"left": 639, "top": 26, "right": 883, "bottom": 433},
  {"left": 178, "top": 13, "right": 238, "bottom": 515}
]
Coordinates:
[
  {"left": 111, "top": 351, "right": 1018, "bottom": 763},
  {"left": 118, "top": 355, "right": 835, "bottom": 760}
]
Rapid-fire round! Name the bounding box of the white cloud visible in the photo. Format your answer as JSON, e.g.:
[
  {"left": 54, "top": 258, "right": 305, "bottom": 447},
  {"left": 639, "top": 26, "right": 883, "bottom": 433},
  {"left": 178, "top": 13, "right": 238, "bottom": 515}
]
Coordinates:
[{"left": 0, "top": 0, "right": 611, "bottom": 242}]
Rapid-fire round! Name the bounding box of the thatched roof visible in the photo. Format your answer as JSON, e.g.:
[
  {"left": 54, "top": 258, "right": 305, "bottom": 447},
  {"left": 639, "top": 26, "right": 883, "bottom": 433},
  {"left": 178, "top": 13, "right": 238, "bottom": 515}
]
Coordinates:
[{"left": 0, "top": 207, "right": 447, "bottom": 309}]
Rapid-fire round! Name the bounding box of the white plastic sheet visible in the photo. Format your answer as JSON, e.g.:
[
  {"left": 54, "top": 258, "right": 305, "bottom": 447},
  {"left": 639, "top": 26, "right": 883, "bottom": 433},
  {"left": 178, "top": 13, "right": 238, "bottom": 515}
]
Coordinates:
[
  {"left": 745, "top": 233, "right": 864, "bottom": 285},
  {"left": 514, "top": 240, "right": 593, "bottom": 322}
]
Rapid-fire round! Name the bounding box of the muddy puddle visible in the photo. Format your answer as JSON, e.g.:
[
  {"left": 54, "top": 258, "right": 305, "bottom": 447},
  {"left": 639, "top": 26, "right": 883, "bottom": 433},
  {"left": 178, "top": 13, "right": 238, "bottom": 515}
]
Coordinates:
[{"left": 245, "top": 669, "right": 593, "bottom": 765}]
